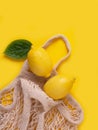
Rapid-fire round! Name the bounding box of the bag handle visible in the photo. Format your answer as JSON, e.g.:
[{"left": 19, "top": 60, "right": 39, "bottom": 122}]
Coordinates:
[{"left": 42, "top": 34, "right": 71, "bottom": 76}]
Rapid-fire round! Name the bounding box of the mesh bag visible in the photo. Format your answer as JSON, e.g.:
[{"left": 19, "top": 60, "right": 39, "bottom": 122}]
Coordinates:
[{"left": 0, "top": 35, "right": 83, "bottom": 130}]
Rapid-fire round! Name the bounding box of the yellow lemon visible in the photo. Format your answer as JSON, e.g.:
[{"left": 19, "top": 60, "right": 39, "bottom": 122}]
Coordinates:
[
  {"left": 43, "top": 75, "right": 75, "bottom": 100},
  {"left": 28, "top": 47, "right": 53, "bottom": 77}
]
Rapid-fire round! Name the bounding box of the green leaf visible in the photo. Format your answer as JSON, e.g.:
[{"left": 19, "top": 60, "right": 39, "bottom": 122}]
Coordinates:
[{"left": 4, "top": 39, "right": 32, "bottom": 60}]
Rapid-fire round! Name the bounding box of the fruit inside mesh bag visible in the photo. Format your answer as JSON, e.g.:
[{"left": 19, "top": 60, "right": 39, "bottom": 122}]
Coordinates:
[
  {"left": 0, "top": 61, "right": 83, "bottom": 130},
  {"left": 0, "top": 35, "right": 83, "bottom": 130}
]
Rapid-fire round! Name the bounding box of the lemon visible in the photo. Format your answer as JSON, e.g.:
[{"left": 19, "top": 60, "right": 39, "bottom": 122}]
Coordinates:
[
  {"left": 43, "top": 75, "right": 75, "bottom": 100},
  {"left": 27, "top": 47, "right": 53, "bottom": 77}
]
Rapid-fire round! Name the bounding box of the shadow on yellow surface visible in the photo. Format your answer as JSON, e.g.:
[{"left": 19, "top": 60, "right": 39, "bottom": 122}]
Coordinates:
[{"left": 0, "top": 0, "right": 98, "bottom": 129}]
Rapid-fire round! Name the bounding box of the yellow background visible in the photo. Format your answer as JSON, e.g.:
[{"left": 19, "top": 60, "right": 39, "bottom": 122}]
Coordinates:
[{"left": 0, "top": 0, "right": 98, "bottom": 129}]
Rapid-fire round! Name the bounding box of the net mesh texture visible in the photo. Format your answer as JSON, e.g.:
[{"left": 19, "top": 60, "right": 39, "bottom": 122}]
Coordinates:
[{"left": 0, "top": 61, "right": 83, "bottom": 130}]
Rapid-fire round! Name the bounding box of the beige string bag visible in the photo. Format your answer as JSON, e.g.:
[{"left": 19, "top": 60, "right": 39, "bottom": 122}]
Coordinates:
[{"left": 0, "top": 34, "right": 83, "bottom": 130}]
